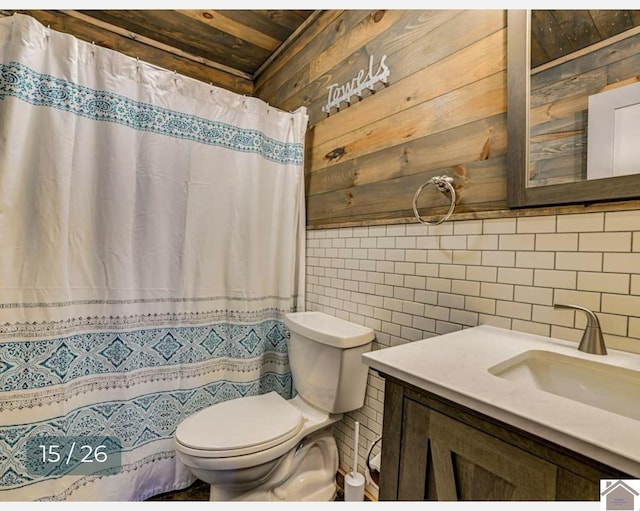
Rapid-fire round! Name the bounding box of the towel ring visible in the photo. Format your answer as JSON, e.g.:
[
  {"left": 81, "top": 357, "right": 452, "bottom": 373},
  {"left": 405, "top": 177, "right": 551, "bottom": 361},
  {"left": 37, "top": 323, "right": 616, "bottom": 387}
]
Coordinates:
[{"left": 412, "top": 175, "right": 456, "bottom": 226}]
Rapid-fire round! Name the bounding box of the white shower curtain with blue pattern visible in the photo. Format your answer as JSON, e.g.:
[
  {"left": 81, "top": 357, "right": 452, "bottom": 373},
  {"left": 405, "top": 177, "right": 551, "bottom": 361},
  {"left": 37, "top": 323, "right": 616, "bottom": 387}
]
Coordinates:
[{"left": 0, "top": 14, "right": 307, "bottom": 501}]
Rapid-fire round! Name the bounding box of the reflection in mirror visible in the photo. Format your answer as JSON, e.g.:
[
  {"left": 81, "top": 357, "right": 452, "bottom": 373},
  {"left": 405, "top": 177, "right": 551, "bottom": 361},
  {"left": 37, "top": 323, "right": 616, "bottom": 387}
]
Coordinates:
[{"left": 528, "top": 10, "right": 640, "bottom": 188}]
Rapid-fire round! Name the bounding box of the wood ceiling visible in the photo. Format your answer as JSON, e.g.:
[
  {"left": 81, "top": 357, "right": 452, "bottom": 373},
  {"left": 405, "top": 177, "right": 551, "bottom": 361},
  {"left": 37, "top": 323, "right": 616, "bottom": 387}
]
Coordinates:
[
  {"left": 531, "top": 10, "right": 640, "bottom": 69},
  {"left": 12, "top": 9, "right": 319, "bottom": 95}
]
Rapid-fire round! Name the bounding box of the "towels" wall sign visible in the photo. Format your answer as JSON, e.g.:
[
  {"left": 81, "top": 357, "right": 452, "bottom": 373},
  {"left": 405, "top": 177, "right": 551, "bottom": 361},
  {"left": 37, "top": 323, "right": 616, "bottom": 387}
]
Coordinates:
[{"left": 322, "top": 55, "right": 390, "bottom": 114}]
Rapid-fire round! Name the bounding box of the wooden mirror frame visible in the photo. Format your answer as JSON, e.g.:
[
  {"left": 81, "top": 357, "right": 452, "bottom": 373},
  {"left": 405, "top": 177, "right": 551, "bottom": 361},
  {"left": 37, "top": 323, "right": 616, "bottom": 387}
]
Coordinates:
[{"left": 507, "top": 9, "right": 640, "bottom": 208}]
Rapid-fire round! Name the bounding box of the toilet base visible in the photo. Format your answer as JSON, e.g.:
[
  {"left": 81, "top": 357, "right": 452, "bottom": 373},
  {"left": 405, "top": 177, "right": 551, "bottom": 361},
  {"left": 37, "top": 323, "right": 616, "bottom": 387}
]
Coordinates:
[{"left": 208, "top": 428, "right": 339, "bottom": 501}]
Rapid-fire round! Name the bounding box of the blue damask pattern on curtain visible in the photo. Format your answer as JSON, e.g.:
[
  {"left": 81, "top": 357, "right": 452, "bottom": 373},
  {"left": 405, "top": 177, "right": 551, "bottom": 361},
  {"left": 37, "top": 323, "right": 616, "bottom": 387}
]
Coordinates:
[
  {"left": 0, "top": 320, "right": 290, "bottom": 395},
  {"left": 0, "top": 61, "right": 304, "bottom": 165}
]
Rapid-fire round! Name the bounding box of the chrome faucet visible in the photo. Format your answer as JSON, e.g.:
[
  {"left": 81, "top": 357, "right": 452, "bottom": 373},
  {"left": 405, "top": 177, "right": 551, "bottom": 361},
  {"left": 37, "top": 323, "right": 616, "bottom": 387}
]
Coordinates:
[{"left": 554, "top": 303, "right": 607, "bottom": 355}]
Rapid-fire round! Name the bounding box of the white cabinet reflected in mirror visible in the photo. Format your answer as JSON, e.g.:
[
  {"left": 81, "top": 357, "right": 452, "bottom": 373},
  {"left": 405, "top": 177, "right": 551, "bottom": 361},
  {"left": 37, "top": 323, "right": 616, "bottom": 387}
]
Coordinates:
[{"left": 587, "top": 82, "right": 640, "bottom": 180}]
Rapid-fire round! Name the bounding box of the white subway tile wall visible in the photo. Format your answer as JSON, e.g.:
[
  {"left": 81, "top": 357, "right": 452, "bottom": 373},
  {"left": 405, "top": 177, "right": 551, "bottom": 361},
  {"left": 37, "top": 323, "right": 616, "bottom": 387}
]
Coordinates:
[{"left": 305, "top": 211, "right": 640, "bottom": 499}]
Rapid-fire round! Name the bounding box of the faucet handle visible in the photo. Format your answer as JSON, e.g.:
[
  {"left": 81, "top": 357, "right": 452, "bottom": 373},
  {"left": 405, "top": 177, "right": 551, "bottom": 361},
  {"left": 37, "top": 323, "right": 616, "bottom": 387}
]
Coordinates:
[{"left": 553, "top": 303, "right": 607, "bottom": 355}]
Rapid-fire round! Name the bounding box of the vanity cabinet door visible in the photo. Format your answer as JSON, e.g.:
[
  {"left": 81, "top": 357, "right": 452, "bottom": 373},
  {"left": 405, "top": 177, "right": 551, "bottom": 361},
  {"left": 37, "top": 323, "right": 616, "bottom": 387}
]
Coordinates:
[
  {"left": 390, "top": 397, "right": 557, "bottom": 501},
  {"left": 379, "top": 377, "right": 625, "bottom": 501},
  {"left": 428, "top": 410, "right": 557, "bottom": 500},
  {"left": 395, "top": 397, "right": 431, "bottom": 500}
]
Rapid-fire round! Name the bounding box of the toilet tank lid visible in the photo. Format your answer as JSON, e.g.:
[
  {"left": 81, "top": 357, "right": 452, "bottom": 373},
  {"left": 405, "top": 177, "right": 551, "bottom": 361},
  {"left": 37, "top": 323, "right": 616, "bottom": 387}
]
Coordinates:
[{"left": 284, "top": 311, "right": 374, "bottom": 349}]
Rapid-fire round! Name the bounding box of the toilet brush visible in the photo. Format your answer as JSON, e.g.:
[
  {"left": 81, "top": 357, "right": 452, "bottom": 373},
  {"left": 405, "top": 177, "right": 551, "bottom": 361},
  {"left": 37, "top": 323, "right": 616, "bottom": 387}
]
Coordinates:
[{"left": 344, "top": 421, "right": 365, "bottom": 501}]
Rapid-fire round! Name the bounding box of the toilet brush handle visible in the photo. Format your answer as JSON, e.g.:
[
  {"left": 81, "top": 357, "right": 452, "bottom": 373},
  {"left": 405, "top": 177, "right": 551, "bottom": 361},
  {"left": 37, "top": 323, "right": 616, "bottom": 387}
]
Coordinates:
[{"left": 352, "top": 421, "right": 359, "bottom": 475}]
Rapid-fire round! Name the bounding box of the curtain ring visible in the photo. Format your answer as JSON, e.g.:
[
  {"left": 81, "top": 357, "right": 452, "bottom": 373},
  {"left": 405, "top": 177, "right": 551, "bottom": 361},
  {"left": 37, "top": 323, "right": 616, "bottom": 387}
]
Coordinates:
[{"left": 412, "top": 175, "right": 456, "bottom": 226}]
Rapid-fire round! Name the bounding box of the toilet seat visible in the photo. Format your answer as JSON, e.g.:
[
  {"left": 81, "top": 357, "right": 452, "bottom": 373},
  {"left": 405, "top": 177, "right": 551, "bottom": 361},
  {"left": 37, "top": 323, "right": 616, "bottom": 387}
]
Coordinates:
[{"left": 175, "top": 392, "right": 304, "bottom": 458}]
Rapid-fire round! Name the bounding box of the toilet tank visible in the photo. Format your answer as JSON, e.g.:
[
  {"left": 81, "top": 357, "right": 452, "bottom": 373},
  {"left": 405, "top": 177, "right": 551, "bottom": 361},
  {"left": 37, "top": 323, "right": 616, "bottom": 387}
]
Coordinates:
[{"left": 283, "top": 311, "right": 375, "bottom": 414}]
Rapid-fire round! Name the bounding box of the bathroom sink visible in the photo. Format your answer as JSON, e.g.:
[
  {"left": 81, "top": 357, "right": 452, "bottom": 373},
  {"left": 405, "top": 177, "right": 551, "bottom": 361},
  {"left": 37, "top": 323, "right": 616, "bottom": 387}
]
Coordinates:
[
  {"left": 489, "top": 350, "right": 640, "bottom": 421},
  {"left": 363, "top": 325, "right": 640, "bottom": 477}
]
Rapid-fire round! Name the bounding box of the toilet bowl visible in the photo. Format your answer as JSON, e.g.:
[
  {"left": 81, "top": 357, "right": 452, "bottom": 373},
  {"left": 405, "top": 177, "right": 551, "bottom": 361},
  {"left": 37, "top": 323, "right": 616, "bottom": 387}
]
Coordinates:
[
  {"left": 175, "top": 392, "right": 341, "bottom": 500},
  {"left": 173, "top": 311, "right": 374, "bottom": 501}
]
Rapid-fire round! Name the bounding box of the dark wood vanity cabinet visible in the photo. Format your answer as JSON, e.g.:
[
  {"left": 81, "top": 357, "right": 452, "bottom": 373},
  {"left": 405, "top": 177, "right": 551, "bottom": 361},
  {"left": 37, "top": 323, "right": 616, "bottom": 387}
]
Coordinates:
[{"left": 379, "top": 375, "right": 630, "bottom": 501}]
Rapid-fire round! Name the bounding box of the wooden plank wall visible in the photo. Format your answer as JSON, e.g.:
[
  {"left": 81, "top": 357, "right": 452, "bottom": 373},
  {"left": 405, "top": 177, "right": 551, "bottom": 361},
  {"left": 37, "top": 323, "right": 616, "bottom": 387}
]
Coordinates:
[
  {"left": 256, "top": 10, "right": 509, "bottom": 228},
  {"left": 529, "top": 29, "right": 640, "bottom": 188}
]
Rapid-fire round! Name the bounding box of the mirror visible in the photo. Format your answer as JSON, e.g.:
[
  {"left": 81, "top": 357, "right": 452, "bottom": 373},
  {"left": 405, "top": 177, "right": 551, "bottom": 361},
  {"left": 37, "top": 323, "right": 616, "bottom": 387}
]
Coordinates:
[{"left": 507, "top": 10, "right": 640, "bottom": 207}]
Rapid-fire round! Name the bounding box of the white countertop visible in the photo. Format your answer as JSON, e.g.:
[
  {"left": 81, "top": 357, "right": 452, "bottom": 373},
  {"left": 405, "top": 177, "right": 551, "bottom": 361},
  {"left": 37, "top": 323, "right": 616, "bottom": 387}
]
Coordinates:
[{"left": 362, "top": 325, "right": 640, "bottom": 477}]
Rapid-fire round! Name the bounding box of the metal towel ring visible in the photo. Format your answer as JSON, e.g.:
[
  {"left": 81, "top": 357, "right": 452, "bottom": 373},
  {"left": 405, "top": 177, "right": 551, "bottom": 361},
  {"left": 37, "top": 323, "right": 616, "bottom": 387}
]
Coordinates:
[{"left": 412, "top": 175, "right": 456, "bottom": 226}]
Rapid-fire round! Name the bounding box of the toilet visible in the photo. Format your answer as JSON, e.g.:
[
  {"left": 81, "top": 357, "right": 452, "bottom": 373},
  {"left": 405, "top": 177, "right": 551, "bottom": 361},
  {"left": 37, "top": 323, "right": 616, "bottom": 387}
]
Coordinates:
[{"left": 173, "top": 311, "right": 375, "bottom": 501}]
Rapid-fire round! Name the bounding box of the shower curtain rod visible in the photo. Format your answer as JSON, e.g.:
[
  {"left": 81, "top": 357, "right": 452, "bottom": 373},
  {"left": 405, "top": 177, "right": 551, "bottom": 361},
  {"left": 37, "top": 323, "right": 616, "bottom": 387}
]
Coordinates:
[
  {"left": 60, "top": 10, "right": 253, "bottom": 81},
  {"left": 5, "top": 12, "right": 302, "bottom": 115}
]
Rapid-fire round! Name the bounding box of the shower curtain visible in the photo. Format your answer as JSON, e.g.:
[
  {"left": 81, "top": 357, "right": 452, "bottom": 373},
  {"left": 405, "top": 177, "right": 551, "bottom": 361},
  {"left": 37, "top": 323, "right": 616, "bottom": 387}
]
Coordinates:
[{"left": 0, "top": 14, "right": 307, "bottom": 501}]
